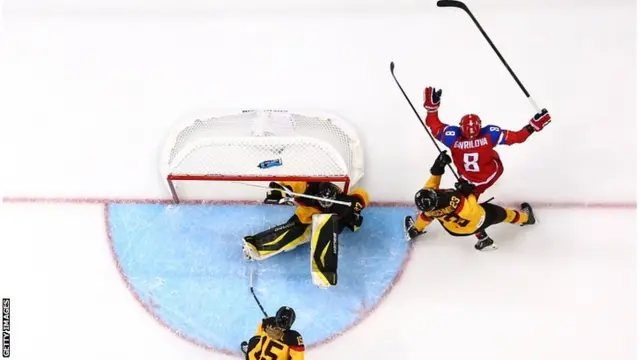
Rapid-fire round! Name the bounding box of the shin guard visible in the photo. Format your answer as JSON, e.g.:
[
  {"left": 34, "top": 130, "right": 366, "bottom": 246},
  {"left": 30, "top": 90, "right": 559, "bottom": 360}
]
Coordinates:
[
  {"left": 504, "top": 209, "right": 529, "bottom": 225},
  {"left": 310, "top": 213, "right": 339, "bottom": 288}
]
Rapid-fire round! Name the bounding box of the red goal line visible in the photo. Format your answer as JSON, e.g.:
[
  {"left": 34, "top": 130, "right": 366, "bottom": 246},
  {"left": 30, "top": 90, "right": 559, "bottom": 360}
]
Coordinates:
[{"left": 1, "top": 196, "right": 636, "bottom": 210}]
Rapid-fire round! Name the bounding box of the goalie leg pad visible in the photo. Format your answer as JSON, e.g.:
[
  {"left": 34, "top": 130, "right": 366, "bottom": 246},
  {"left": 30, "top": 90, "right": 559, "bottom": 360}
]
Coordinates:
[
  {"left": 310, "top": 213, "right": 339, "bottom": 288},
  {"left": 244, "top": 216, "right": 311, "bottom": 261}
]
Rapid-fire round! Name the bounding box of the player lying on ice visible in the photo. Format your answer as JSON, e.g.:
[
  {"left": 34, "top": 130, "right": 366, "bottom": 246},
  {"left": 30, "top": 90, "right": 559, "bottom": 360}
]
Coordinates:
[
  {"left": 422, "top": 86, "right": 552, "bottom": 197},
  {"left": 242, "top": 181, "right": 369, "bottom": 261},
  {"left": 405, "top": 151, "right": 536, "bottom": 251},
  {"left": 241, "top": 306, "right": 305, "bottom": 360}
]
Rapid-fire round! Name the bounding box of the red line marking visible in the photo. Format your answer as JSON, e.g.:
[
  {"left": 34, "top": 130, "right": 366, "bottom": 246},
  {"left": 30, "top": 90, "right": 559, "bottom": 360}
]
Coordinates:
[{"left": 2, "top": 196, "right": 636, "bottom": 209}]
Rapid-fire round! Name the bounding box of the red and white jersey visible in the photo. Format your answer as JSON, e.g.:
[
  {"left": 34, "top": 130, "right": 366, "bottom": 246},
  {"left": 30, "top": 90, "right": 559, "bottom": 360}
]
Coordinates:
[{"left": 425, "top": 112, "right": 531, "bottom": 185}]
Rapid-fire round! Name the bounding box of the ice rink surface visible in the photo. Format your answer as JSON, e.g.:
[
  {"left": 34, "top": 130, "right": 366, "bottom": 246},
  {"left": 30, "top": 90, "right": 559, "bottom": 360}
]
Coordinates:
[
  {"left": 1, "top": 201, "right": 636, "bottom": 359},
  {"left": 1, "top": 0, "right": 637, "bottom": 358}
]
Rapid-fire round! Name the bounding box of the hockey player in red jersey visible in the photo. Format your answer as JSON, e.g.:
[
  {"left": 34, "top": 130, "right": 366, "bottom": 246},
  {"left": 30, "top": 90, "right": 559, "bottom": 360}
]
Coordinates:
[{"left": 422, "top": 86, "right": 551, "bottom": 197}]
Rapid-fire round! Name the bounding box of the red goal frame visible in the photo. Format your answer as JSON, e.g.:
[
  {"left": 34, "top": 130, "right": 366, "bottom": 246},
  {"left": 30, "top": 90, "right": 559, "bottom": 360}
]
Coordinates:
[{"left": 167, "top": 174, "right": 351, "bottom": 204}]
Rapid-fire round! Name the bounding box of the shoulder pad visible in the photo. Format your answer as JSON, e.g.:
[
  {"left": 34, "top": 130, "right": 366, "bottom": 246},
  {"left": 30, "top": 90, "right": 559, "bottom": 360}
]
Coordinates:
[
  {"left": 480, "top": 125, "right": 503, "bottom": 145},
  {"left": 481, "top": 124, "right": 502, "bottom": 133},
  {"left": 440, "top": 125, "right": 461, "bottom": 147},
  {"left": 283, "top": 330, "right": 305, "bottom": 347}
]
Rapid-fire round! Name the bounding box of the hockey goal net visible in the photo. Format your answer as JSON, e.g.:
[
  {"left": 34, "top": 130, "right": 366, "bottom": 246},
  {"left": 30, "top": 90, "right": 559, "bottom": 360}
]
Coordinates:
[{"left": 161, "top": 109, "right": 365, "bottom": 203}]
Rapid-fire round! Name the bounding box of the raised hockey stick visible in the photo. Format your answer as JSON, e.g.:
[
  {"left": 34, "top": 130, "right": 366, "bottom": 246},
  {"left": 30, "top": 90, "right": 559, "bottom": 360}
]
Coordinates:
[
  {"left": 389, "top": 61, "right": 460, "bottom": 180},
  {"left": 436, "top": 0, "right": 541, "bottom": 112},
  {"left": 249, "top": 268, "right": 269, "bottom": 318},
  {"left": 238, "top": 182, "right": 353, "bottom": 207}
]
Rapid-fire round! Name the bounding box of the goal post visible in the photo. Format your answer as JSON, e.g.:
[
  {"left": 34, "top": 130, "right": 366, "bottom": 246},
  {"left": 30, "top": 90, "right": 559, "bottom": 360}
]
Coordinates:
[{"left": 160, "top": 109, "right": 365, "bottom": 203}]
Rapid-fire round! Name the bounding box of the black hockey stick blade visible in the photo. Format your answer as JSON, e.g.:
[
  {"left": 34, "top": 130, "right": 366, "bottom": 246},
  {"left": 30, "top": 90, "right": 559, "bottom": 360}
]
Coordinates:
[
  {"left": 480, "top": 196, "right": 495, "bottom": 204},
  {"left": 436, "top": 0, "right": 468, "bottom": 10}
]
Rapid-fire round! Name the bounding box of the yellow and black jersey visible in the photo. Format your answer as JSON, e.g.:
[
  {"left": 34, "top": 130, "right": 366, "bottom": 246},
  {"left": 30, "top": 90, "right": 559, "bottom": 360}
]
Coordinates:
[
  {"left": 278, "top": 181, "right": 336, "bottom": 224},
  {"left": 247, "top": 317, "right": 305, "bottom": 360},
  {"left": 277, "top": 181, "right": 369, "bottom": 225},
  {"left": 414, "top": 175, "right": 486, "bottom": 236}
]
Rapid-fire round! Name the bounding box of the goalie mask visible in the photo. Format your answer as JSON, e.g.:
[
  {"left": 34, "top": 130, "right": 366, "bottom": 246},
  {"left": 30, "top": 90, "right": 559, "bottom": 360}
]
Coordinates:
[
  {"left": 316, "top": 183, "right": 339, "bottom": 209},
  {"left": 415, "top": 188, "right": 439, "bottom": 212}
]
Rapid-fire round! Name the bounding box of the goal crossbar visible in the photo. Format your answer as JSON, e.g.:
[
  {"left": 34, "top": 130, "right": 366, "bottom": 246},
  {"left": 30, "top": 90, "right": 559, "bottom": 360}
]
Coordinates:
[{"left": 166, "top": 175, "right": 351, "bottom": 203}]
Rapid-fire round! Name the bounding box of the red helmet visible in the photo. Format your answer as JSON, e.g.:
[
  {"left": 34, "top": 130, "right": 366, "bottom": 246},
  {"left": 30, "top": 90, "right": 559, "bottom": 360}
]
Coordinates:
[{"left": 460, "top": 114, "right": 481, "bottom": 139}]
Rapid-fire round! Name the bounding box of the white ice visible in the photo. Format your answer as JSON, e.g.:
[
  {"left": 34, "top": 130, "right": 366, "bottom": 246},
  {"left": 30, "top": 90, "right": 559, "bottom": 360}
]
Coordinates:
[{"left": 0, "top": 0, "right": 637, "bottom": 359}]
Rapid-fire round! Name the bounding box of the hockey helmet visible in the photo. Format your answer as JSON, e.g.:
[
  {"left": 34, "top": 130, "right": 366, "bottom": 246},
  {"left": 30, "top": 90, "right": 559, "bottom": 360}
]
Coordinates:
[
  {"left": 460, "top": 114, "right": 481, "bottom": 139},
  {"left": 275, "top": 306, "right": 296, "bottom": 330},
  {"left": 414, "top": 188, "right": 439, "bottom": 212},
  {"left": 317, "top": 182, "right": 339, "bottom": 209}
]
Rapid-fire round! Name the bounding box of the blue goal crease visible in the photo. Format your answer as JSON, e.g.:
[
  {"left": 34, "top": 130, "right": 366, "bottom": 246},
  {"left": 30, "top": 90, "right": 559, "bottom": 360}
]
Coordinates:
[{"left": 107, "top": 203, "right": 412, "bottom": 352}]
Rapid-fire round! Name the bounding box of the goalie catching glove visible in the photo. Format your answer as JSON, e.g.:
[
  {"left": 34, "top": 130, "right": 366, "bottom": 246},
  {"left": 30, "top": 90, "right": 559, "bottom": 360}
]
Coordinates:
[{"left": 264, "top": 182, "right": 295, "bottom": 205}]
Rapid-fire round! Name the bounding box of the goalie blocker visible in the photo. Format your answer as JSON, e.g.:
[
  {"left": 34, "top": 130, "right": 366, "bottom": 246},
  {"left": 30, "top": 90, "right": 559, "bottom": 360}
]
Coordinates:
[{"left": 310, "top": 213, "right": 339, "bottom": 288}]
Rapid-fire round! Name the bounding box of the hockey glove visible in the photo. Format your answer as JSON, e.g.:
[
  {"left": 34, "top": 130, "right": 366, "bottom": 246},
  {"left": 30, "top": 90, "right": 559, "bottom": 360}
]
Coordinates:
[
  {"left": 264, "top": 191, "right": 294, "bottom": 205},
  {"left": 349, "top": 199, "right": 365, "bottom": 213},
  {"left": 430, "top": 151, "right": 452, "bottom": 176},
  {"left": 345, "top": 213, "right": 363, "bottom": 232},
  {"left": 423, "top": 87, "right": 442, "bottom": 112},
  {"left": 455, "top": 180, "right": 476, "bottom": 197},
  {"left": 529, "top": 108, "right": 551, "bottom": 132},
  {"left": 264, "top": 182, "right": 294, "bottom": 205},
  {"left": 268, "top": 182, "right": 288, "bottom": 190},
  {"left": 242, "top": 336, "right": 261, "bottom": 358}
]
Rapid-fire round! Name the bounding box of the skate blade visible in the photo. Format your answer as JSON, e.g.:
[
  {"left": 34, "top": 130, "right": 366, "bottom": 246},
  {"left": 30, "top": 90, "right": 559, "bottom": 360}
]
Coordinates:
[
  {"left": 481, "top": 245, "right": 498, "bottom": 251},
  {"left": 404, "top": 228, "right": 412, "bottom": 242},
  {"left": 403, "top": 216, "right": 420, "bottom": 242},
  {"left": 520, "top": 203, "right": 540, "bottom": 227},
  {"left": 477, "top": 243, "right": 499, "bottom": 251}
]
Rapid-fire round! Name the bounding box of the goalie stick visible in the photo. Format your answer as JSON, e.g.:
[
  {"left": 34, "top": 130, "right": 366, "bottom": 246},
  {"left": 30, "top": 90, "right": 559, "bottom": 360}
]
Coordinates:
[
  {"left": 436, "top": 0, "right": 541, "bottom": 112},
  {"left": 240, "top": 269, "right": 268, "bottom": 358},
  {"left": 249, "top": 267, "right": 269, "bottom": 318},
  {"left": 389, "top": 61, "right": 460, "bottom": 180},
  {"left": 238, "top": 182, "right": 353, "bottom": 207}
]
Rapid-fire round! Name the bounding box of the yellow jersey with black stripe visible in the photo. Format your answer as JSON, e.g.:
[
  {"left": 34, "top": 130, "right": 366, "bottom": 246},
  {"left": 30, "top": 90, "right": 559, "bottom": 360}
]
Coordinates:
[
  {"left": 414, "top": 175, "right": 486, "bottom": 236},
  {"left": 278, "top": 181, "right": 323, "bottom": 224},
  {"left": 278, "top": 181, "right": 369, "bottom": 225},
  {"left": 247, "top": 317, "right": 305, "bottom": 360}
]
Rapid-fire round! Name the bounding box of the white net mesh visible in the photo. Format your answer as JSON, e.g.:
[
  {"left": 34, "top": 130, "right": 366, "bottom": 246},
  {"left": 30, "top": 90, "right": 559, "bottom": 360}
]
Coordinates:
[{"left": 161, "top": 109, "right": 365, "bottom": 202}]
